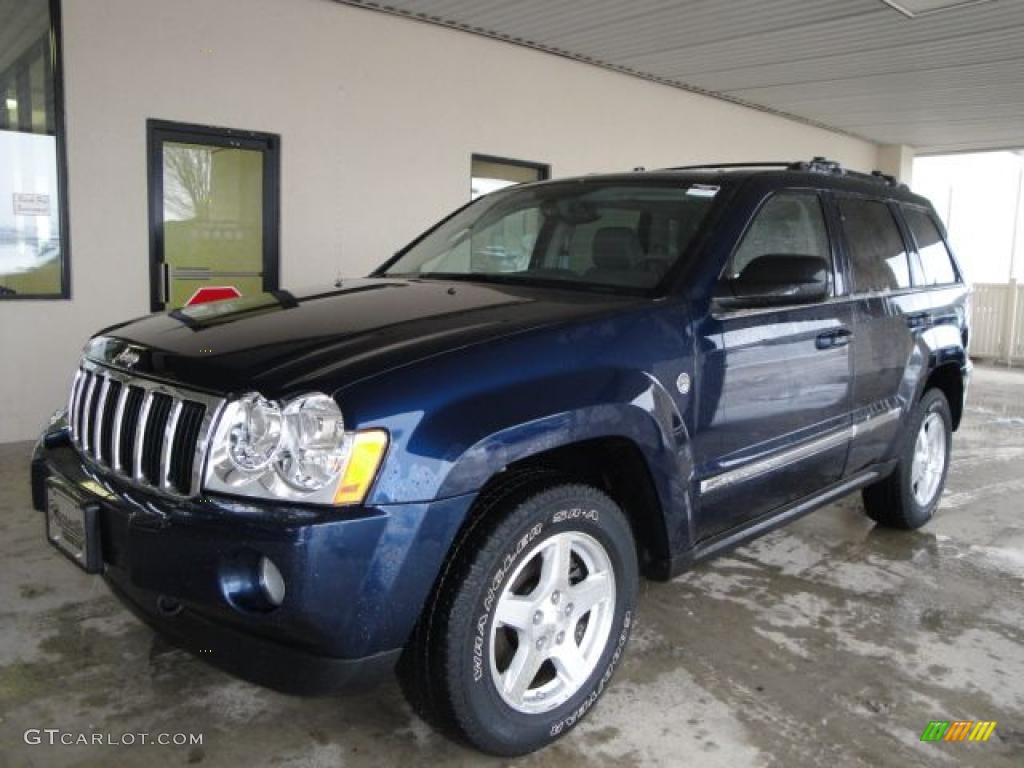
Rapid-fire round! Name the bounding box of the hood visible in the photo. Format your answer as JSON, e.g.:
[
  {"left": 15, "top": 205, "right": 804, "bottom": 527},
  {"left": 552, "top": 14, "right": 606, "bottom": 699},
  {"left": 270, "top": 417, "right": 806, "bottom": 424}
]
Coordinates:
[{"left": 87, "top": 278, "right": 642, "bottom": 396}]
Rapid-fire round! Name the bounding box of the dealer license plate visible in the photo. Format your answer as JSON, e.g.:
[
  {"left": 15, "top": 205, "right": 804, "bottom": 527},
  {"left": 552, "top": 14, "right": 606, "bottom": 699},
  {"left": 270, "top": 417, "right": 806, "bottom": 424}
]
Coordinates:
[{"left": 46, "top": 483, "right": 101, "bottom": 572}]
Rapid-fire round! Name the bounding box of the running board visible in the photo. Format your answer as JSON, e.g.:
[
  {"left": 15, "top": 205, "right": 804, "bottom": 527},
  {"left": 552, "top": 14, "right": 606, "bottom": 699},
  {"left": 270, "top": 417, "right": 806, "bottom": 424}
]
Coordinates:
[{"left": 648, "top": 466, "right": 889, "bottom": 581}]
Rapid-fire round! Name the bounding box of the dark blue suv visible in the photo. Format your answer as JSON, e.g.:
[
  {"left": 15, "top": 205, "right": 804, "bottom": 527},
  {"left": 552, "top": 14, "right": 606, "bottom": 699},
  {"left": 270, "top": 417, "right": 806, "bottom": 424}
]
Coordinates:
[{"left": 32, "top": 158, "right": 970, "bottom": 755}]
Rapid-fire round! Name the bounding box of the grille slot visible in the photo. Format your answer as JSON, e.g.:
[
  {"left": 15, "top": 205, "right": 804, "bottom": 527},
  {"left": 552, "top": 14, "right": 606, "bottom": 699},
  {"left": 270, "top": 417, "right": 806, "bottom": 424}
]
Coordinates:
[
  {"left": 98, "top": 379, "right": 122, "bottom": 464},
  {"left": 170, "top": 402, "right": 207, "bottom": 493},
  {"left": 141, "top": 393, "right": 173, "bottom": 485},
  {"left": 119, "top": 386, "right": 145, "bottom": 471},
  {"left": 67, "top": 361, "right": 223, "bottom": 497}
]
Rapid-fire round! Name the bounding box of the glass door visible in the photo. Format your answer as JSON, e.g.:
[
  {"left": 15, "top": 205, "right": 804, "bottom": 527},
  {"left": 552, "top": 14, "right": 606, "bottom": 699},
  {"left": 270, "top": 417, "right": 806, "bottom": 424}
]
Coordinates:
[{"left": 147, "top": 120, "right": 279, "bottom": 311}]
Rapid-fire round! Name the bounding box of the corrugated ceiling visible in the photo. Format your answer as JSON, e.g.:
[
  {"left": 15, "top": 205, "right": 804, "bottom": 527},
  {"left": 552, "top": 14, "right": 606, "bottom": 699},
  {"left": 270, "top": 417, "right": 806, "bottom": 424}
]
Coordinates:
[{"left": 339, "top": 0, "right": 1024, "bottom": 153}]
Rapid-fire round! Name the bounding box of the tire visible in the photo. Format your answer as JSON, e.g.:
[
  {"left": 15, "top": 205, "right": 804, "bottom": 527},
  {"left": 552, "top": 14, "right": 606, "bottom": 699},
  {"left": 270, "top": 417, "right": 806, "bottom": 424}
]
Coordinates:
[
  {"left": 400, "top": 474, "right": 638, "bottom": 756},
  {"left": 862, "top": 388, "right": 953, "bottom": 530}
]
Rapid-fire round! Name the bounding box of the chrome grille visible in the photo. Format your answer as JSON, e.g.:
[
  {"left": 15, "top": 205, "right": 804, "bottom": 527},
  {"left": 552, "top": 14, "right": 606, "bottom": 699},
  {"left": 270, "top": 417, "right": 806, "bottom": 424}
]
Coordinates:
[{"left": 67, "top": 360, "right": 225, "bottom": 497}]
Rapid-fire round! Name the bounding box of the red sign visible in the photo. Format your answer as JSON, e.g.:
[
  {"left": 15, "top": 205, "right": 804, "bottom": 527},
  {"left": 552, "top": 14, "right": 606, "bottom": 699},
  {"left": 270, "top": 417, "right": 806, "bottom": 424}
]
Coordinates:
[{"left": 185, "top": 286, "right": 243, "bottom": 306}]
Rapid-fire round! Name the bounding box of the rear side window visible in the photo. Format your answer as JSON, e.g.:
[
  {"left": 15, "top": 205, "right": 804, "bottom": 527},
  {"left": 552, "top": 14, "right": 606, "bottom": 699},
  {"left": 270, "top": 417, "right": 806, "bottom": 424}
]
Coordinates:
[
  {"left": 727, "top": 191, "right": 831, "bottom": 279},
  {"left": 903, "top": 207, "right": 958, "bottom": 286},
  {"left": 839, "top": 198, "right": 911, "bottom": 293}
]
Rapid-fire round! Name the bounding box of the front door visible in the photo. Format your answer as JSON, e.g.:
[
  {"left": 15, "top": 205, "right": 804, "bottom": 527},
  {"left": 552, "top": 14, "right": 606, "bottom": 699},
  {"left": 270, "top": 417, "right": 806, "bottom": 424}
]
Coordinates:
[
  {"left": 694, "top": 190, "right": 854, "bottom": 540},
  {"left": 147, "top": 120, "right": 279, "bottom": 311}
]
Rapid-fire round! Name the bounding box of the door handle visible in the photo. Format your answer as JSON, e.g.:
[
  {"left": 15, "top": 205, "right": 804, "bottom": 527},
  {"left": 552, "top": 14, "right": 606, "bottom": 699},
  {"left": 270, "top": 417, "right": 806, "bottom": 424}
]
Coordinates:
[
  {"left": 159, "top": 263, "right": 170, "bottom": 305},
  {"left": 816, "top": 328, "right": 853, "bottom": 350}
]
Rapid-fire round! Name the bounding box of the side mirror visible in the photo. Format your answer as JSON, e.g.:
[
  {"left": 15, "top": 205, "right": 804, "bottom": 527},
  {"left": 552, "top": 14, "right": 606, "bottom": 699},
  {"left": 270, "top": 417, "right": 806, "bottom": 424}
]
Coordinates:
[{"left": 715, "top": 254, "right": 829, "bottom": 309}]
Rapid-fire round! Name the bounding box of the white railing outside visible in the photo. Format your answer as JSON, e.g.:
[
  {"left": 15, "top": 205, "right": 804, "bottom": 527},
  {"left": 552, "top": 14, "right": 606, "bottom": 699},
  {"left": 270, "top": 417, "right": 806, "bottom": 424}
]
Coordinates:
[{"left": 970, "top": 281, "right": 1024, "bottom": 363}]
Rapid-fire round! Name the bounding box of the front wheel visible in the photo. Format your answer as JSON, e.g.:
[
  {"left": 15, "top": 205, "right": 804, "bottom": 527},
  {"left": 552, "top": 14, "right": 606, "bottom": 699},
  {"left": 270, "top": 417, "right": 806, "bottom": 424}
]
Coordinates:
[
  {"left": 862, "top": 388, "right": 953, "bottom": 529},
  {"left": 403, "top": 477, "right": 638, "bottom": 756}
]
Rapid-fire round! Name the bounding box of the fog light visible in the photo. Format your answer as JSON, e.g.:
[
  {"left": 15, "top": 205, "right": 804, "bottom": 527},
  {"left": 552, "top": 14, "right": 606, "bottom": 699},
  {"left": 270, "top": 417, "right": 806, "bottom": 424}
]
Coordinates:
[{"left": 258, "top": 556, "right": 286, "bottom": 606}]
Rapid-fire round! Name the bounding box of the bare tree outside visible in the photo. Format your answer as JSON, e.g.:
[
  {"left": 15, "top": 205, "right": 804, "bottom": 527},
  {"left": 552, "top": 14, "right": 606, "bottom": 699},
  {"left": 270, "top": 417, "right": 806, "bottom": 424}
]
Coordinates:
[{"left": 163, "top": 144, "right": 213, "bottom": 221}]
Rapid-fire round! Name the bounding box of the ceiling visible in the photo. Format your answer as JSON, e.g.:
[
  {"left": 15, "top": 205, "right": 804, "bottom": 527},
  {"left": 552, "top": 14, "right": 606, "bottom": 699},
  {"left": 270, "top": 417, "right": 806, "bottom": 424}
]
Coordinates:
[{"left": 340, "top": 0, "right": 1024, "bottom": 154}]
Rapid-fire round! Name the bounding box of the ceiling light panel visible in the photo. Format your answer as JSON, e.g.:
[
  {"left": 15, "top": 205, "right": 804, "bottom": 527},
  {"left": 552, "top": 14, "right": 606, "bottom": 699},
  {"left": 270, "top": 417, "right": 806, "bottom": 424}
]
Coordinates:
[{"left": 881, "top": 0, "right": 996, "bottom": 18}]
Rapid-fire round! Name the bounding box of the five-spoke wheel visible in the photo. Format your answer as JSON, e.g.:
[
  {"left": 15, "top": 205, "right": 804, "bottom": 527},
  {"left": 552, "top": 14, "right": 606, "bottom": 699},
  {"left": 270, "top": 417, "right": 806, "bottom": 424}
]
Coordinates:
[
  {"left": 490, "top": 531, "right": 616, "bottom": 714},
  {"left": 910, "top": 411, "right": 947, "bottom": 507},
  {"left": 863, "top": 388, "right": 952, "bottom": 530},
  {"left": 400, "top": 477, "right": 637, "bottom": 756}
]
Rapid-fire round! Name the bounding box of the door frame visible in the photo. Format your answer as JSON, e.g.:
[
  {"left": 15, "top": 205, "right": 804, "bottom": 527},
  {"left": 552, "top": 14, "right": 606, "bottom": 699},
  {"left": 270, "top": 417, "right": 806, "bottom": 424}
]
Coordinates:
[{"left": 146, "top": 119, "right": 280, "bottom": 311}]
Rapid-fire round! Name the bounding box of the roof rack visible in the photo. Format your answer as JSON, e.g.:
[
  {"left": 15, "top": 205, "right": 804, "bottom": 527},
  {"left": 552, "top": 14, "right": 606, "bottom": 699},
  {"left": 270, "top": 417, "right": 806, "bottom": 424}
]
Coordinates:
[
  {"left": 659, "top": 157, "right": 907, "bottom": 189},
  {"left": 662, "top": 162, "right": 793, "bottom": 171}
]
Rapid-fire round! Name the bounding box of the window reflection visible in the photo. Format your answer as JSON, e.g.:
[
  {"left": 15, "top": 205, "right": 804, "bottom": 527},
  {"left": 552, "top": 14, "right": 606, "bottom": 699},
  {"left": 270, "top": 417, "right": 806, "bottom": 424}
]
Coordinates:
[{"left": 0, "top": 0, "right": 65, "bottom": 298}]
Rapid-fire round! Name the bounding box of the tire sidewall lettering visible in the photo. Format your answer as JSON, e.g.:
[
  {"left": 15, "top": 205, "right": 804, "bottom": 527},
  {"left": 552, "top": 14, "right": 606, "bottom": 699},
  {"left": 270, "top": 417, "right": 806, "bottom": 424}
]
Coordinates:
[
  {"left": 549, "top": 610, "right": 632, "bottom": 737},
  {"left": 473, "top": 521, "right": 544, "bottom": 683},
  {"left": 552, "top": 507, "right": 599, "bottom": 525}
]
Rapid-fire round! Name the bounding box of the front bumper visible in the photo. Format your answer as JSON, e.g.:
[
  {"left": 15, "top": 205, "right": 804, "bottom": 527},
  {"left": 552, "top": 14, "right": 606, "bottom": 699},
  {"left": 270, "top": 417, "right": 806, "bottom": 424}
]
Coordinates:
[{"left": 32, "top": 427, "right": 474, "bottom": 694}]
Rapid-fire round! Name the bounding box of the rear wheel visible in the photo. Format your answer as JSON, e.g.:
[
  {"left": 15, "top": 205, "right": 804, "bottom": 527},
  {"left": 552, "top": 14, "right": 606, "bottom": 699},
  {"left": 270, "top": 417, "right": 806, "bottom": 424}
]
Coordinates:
[
  {"left": 862, "top": 388, "right": 952, "bottom": 529},
  {"left": 400, "top": 476, "right": 638, "bottom": 756}
]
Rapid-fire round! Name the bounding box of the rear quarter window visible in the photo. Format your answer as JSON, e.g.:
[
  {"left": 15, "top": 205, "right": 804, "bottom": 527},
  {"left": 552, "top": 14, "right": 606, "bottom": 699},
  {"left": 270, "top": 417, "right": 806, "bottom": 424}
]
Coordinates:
[{"left": 902, "top": 206, "right": 959, "bottom": 286}]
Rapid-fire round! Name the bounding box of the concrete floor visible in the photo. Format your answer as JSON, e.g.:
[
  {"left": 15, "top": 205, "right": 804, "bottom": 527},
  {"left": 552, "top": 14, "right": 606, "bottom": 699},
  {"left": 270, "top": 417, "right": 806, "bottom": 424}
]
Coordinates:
[{"left": 1, "top": 365, "right": 1023, "bottom": 768}]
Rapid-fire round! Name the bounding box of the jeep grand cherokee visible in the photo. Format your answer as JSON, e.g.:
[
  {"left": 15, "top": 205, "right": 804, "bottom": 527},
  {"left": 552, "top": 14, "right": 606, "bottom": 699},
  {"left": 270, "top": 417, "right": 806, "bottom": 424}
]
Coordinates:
[{"left": 32, "top": 158, "right": 970, "bottom": 755}]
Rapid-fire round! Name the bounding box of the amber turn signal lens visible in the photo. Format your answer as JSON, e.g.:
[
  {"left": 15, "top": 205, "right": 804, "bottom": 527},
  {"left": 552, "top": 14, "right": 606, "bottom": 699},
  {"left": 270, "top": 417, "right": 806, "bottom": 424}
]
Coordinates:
[{"left": 333, "top": 429, "right": 389, "bottom": 505}]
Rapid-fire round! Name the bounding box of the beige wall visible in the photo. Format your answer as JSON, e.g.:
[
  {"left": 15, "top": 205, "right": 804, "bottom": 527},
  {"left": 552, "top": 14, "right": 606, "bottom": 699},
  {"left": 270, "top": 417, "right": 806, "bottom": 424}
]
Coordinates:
[
  {"left": 0, "top": 0, "right": 881, "bottom": 442},
  {"left": 877, "top": 144, "right": 916, "bottom": 184}
]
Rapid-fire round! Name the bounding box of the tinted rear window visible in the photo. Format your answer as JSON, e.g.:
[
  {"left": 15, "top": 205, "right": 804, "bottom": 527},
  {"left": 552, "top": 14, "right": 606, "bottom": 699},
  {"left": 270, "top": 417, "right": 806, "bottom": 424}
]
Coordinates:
[
  {"left": 903, "top": 206, "right": 958, "bottom": 286},
  {"left": 839, "top": 198, "right": 911, "bottom": 292}
]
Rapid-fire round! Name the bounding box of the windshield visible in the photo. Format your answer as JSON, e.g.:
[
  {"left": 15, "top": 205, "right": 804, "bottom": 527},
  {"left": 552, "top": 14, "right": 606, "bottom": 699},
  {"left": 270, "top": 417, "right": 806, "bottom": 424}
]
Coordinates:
[{"left": 382, "top": 180, "right": 720, "bottom": 293}]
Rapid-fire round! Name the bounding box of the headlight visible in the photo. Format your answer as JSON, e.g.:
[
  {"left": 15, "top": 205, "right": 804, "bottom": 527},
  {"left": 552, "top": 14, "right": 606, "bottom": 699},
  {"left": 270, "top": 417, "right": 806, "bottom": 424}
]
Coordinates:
[
  {"left": 275, "top": 394, "right": 348, "bottom": 491},
  {"left": 204, "top": 391, "right": 388, "bottom": 505},
  {"left": 227, "top": 394, "right": 282, "bottom": 472}
]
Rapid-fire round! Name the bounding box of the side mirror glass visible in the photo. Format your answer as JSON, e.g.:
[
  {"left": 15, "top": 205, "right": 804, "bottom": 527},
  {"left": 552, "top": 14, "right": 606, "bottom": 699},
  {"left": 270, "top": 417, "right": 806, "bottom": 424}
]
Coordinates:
[{"left": 715, "top": 254, "right": 829, "bottom": 309}]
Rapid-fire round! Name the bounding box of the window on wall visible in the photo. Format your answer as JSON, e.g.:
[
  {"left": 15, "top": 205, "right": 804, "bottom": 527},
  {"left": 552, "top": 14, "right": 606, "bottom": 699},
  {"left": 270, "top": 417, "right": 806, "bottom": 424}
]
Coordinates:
[
  {"left": 0, "top": 0, "right": 68, "bottom": 299},
  {"left": 470, "top": 154, "right": 549, "bottom": 200}
]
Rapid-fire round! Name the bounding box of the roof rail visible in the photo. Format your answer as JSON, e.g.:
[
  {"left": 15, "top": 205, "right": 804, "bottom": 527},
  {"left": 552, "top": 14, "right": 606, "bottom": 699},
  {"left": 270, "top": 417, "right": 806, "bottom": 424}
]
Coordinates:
[
  {"left": 787, "top": 156, "right": 843, "bottom": 174},
  {"left": 659, "top": 157, "right": 907, "bottom": 189},
  {"left": 661, "top": 161, "right": 794, "bottom": 171}
]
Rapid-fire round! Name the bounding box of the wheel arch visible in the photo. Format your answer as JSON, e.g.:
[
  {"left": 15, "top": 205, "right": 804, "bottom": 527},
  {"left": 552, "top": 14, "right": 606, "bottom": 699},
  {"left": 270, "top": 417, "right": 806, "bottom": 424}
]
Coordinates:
[
  {"left": 497, "top": 437, "right": 673, "bottom": 579},
  {"left": 921, "top": 361, "right": 964, "bottom": 430},
  {"left": 428, "top": 392, "right": 693, "bottom": 580}
]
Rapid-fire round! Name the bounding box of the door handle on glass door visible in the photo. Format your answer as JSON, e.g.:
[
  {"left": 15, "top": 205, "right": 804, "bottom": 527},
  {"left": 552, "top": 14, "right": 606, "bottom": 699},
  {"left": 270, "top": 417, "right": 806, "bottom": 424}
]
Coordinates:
[
  {"left": 816, "top": 328, "right": 853, "bottom": 350},
  {"left": 906, "top": 312, "right": 932, "bottom": 329},
  {"left": 159, "top": 263, "right": 170, "bottom": 305}
]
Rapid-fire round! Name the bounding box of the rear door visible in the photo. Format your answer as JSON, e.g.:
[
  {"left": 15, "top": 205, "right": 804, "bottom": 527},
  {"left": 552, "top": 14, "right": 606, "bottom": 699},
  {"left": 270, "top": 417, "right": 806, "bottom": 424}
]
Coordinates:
[
  {"left": 835, "top": 195, "right": 917, "bottom": 472},
  {"left": 694, "top": 189, "right": 854, "bottom": 540}
]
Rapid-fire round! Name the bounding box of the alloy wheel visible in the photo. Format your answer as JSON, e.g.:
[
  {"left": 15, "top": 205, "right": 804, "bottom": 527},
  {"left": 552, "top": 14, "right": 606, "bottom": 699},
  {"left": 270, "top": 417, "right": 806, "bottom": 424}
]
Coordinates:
[{"left": 489, "top": 531, "right": 616, "bottom": 714}]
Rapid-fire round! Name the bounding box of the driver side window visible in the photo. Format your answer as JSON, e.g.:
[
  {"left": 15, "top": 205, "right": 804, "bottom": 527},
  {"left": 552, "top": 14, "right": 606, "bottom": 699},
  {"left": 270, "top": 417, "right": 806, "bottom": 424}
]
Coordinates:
[{"left": 727, "top": 192, "right": 831, "bottom": 280}]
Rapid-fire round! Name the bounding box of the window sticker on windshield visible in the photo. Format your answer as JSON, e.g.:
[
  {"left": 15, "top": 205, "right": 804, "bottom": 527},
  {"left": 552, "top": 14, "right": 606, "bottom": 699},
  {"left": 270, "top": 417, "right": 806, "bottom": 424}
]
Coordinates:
[{"left": 687, "top": 185, "right": 720, "bottom": 198}]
